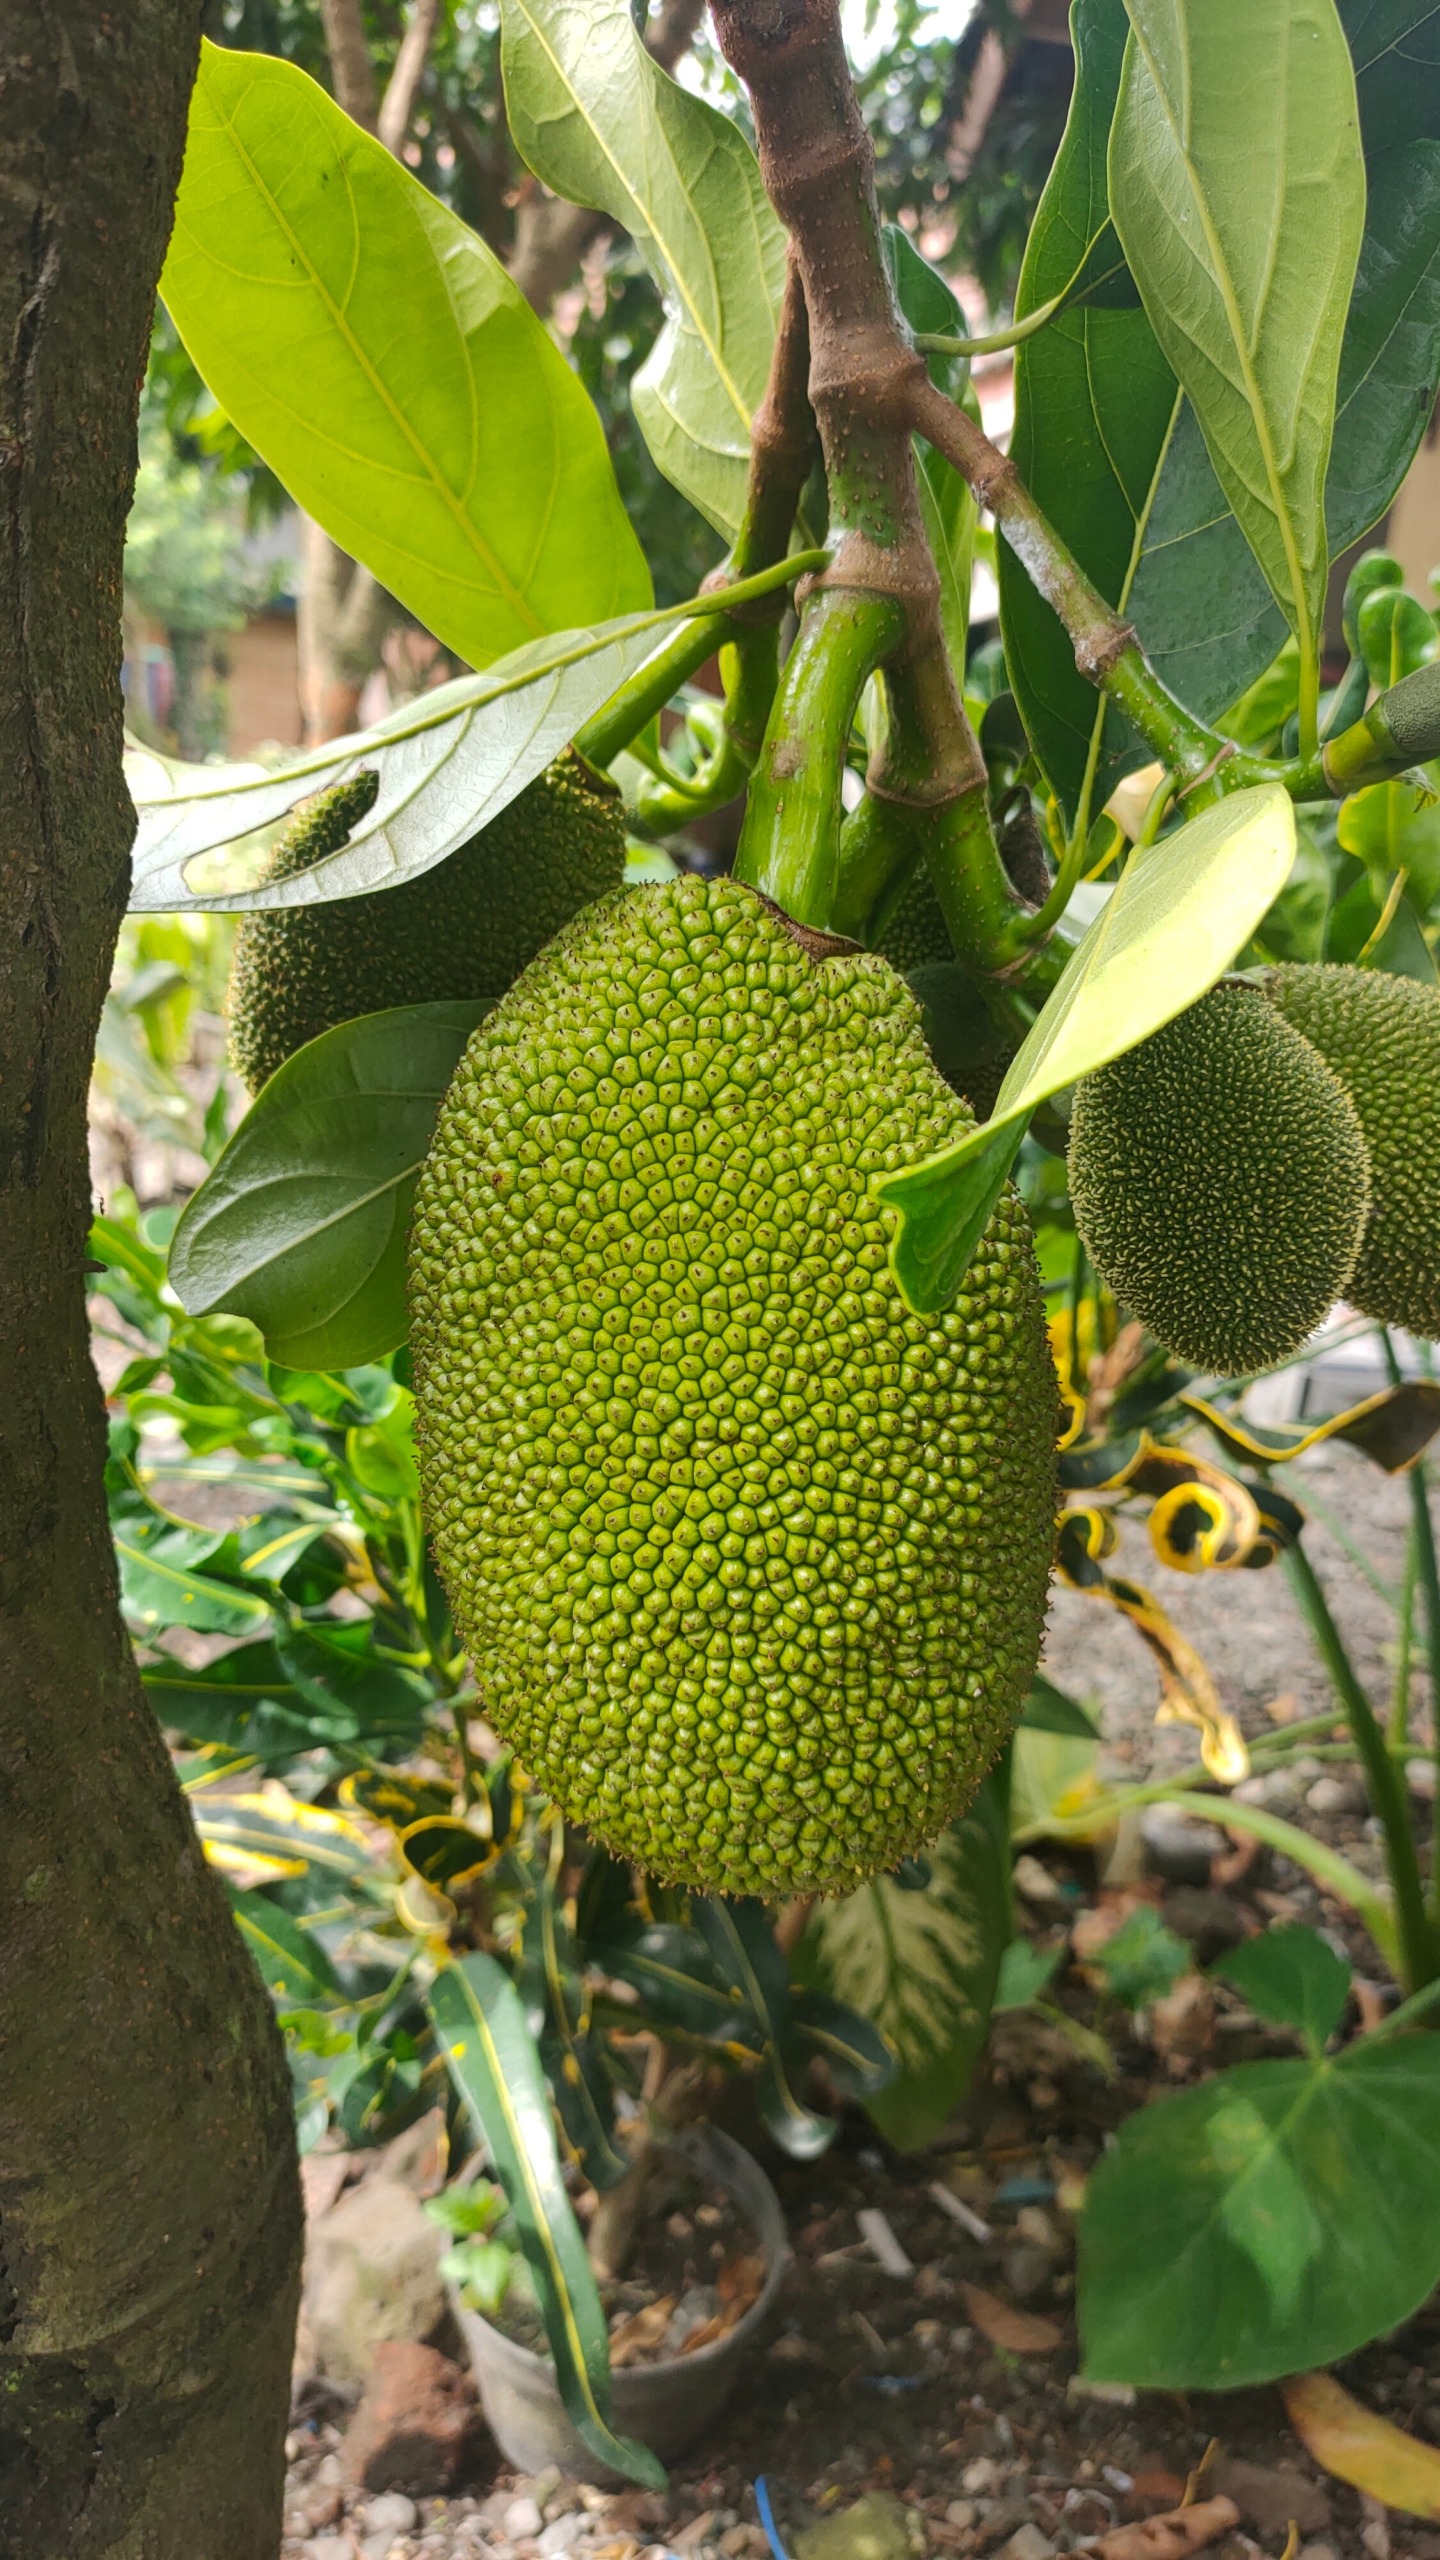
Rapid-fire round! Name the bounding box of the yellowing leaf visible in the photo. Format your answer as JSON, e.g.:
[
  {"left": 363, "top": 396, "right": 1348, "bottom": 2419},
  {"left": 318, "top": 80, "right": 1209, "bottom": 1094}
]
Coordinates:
[{"left": 1283, "top": 2371, "right": 1440, "bottom": 2519}]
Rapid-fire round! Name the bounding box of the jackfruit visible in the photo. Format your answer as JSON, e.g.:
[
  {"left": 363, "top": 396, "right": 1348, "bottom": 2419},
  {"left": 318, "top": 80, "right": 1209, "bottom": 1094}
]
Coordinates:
[
  {"left": 874, "top": 861, "right": 954, "bottom": 971},
  {"left": 1068, "top": 982, "right": 1370, "bottom": 1376},
  {"left": 228, "top": 751, "right": 626, "bottom": 1092},
  {"left": 409, "top": 875, "right": 1057, "bottom": 1898},
  {"left": 1266, "top": 963, "right": 1440, "bottom": 1341}
]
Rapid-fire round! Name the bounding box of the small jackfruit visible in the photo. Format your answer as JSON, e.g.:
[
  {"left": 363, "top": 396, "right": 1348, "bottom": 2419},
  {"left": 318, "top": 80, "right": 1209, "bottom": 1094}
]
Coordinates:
[
  {"left": 228, "top": 751, "right": 626, "bottom": 1092},
  {"left": 873, "top": 861, "right": 954, "bottom": 971},
  {"left": 409, "top": 876, "right": 1057, "bottom": 1898},
  {"left": 1266, "top": 963, "right": 1440, "bottom": 1342},
  {"left": 1068, "top": 982, "right": 1370, "bottom": 1375}
]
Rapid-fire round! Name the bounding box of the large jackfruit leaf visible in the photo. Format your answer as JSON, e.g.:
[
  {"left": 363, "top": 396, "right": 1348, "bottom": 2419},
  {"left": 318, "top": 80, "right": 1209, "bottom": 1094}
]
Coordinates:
[
  {"left": 163, "top": 44, "right": 650, "bottom": 669},
  {"left": 428, "top": 1953, "right": 667, "bottom": 2489},
  {"left": 875, "top": 784, "right": 1296, "bottom": 1313},
  {"left": 127, "top": 559, "right": 819, "bottom": 913},
  {"left": 1009, "top": 0, "right": 1440, "bottom": 820},
  {"left": 169, "top": 1002, "right": 491, "bottom": 1370},
  {"left": 1109, "top": 0, "right": 1365, "bottom": 708},
  {"left": 499, "top": 0, "right": 786, "bottom": 537}
]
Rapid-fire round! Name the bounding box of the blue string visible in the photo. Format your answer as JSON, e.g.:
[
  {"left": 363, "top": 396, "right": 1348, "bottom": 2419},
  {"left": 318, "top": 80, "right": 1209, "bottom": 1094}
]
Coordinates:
[{"left": 754, "top": 2476, "right": 792, "bottom": 2560}]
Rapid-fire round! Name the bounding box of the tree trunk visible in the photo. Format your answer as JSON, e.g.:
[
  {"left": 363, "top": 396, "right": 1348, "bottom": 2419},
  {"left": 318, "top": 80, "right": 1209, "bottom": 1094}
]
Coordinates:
[{"left": 0, "top": 11, "right": 303, "bottom": 2557}]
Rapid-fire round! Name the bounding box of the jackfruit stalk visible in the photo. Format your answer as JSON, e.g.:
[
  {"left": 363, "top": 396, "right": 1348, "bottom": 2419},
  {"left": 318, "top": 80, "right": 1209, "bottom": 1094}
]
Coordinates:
[
  {"left": 228, "top": 751, "right": 626, "bottom": 1093},
  {"left": 1266, "top": 962, "right": 1440, "bottom": 1342},
  {"left": 409, "top": 876, "right": 1057, "bottom": 1897},
  {"left": 1068, "top": 982, "right": 1370, "bottom": 1376}
]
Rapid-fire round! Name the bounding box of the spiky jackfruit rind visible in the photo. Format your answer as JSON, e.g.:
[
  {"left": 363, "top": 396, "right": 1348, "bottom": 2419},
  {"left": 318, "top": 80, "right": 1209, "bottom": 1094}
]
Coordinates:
[
  {"left": 1266, "top": 962, "right": 1440, "bottom": 1342},
  {"left": 409, "top": 876, "right": 1057, "bottom": 1899},
  {"left": 872, "top": 860, "right": 954, "bottom": 972},
  {"left": 228, "top": 751, "right": 626, "bottom": 1094},
  {"left": 1068, "top": 982, "right": 1370, "bottom": 1377}
]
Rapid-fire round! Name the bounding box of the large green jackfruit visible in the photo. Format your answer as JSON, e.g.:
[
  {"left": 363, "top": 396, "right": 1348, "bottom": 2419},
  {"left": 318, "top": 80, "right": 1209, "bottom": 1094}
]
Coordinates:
[
  {"left": 409, "top": 876, "right": 1057, "bottom": 1898},
  {"left": 873, "top": 861, "right": 954, "bottom": 971},
  {"left": 228, "top": 751, "right": 626, "bottom": 1092},
  {"left": 1266, "top": 963, "right": 1440, "bottom": 1341},
  {"left": 1068, "top": 982, "right": 1370, "bottom": 1375}
]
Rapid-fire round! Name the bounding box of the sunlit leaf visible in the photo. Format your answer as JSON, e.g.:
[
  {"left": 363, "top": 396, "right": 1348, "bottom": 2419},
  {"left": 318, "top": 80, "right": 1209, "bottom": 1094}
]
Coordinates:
[{"left": 164, "top": 42, "right": 649, "bottom": 669}]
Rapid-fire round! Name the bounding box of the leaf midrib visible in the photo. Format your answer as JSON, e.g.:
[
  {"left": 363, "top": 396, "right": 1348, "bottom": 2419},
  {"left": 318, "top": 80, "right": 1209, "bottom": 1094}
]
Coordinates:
[
  {"left": 1125, "top": 3, "right": 1316, "bottom": 661},
  {"left": 197, "top": 73, "right": 544, "bottom": 637}
]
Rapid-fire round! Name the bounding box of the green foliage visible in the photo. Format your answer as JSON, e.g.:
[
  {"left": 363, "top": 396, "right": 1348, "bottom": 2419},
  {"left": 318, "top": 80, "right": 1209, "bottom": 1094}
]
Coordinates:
[
  {"left": 499, "top": 0, "right": 786, "bottom": 538},
  {"left": 1086, "top": 1906, "right": 1189, "bottom": 2012},
  {"left": 164, "top": 43, "right": 651, "bottom": 670},
  {"left": 1079, "top": 1956, "right": 1440, "bottom": 2389}
]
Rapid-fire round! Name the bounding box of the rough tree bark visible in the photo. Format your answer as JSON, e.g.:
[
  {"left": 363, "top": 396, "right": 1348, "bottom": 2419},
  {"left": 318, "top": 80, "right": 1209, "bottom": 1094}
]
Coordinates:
[{"left": 0, "top": 11, "right": 303, "bottom": 2556}]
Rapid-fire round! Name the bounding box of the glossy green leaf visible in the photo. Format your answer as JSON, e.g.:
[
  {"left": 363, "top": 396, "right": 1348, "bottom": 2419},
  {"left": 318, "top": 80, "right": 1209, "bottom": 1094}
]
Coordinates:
[
  {"left": 232, "top": 1889, "right": 342, "bottom": 2005},
  {"left": 798, "top": 1787, "right": 1010, "bottom": 2152},
  {"left": 1021, "top": 1673, "right": 1101, "bottom": 1740},
  {"left": 116, "top": 1519, "right": 275, "bottom": 1640},
  {"left": 1212, "top": 1925, "right": 1351, "bottom": 2054},
  {"left": 517, "top": 1837, "right": 631, "bottom": 2189},
  {"left": 129, "top": 617, "right": 678, "bottom": 915},
  {"left": 786, "top": 1987, "right": 898, "bottom": 2102},
  {"left": 1078, "top": 2029, "right": 1440, "bottom": 2387},
  {"left": 146, "top": 1631, "right": 425, "bottom": 1767},
  {"left": 591, "top": 1916, "right": 760, "bottom": 2050},
  {"left": 692, "top": 1900, "right": 834, "bottom": 2160},
  {"left": 1127, "top": 7, "right": 1440, "bottom": 731},
  {"left": 1111, "top": 0, "right": 1364, "bottom": 686},
  {"left": 169, "top": 1001, "right": 489, "bottom": 1370},
  {"left": 499, "top": 0, "right": 786, "bottom": 536},
  {"left": 999, "top": 0, "right": 1179, "bottom": 824},
  {"left": 875, "top": 785, "right": 1296, "bottom": 1312},
  {"left": 428, "top": 1953, "right": 665, "bottom": 2488},
  {"left": 164, "top": 42, "right": 649, "bottom": 670}
]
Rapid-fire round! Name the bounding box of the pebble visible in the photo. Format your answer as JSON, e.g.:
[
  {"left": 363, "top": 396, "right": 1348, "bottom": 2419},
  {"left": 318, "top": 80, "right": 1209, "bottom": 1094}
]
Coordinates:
[
  {"left": 505, "top": 2501, "right": 545, "bottom": 2542},
  {"left": 961, "top": 2460, "right": 1003, "bottom": 2497},
  {"left": 365, "top": 2497, "right": 419, "bottom": 2537},
  {"left": 306, "top": 2541, "right": 353, "bottom": 2560},
  {"left": 945, "top": 2504, "right": 975, "bottom": 2530},
  {"left": 997, "top": 2529, "right": 1053, "bottom": 2560},
  {"left": 1408, "top": 1757, "right": 1437, "bottom": 1798},
  {"left": 538, "top": 2517, "right": 589, "bottom": 2555},
  {"left": 1306, "top": 1774, "right": 1367, "bottom": 1817}
]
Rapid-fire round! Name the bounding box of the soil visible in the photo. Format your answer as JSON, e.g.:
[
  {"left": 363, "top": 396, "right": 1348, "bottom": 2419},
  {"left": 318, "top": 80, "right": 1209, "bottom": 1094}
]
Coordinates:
[{"left": 487, "top": 2166, "right": 764, "bottom": 2369}]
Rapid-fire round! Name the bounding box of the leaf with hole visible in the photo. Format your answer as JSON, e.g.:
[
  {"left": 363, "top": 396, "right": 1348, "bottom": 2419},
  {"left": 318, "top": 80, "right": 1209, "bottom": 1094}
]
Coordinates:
[
  {"left": 1110, "top": 0, "right": 1365, "bottom": 695},
  {"left": 128, "top": 616, "right": 679, "bottom": 915},
  {"left": 875, "top": 785, "right": 1296, "bottom": 1313},
  {"left": 163, "top": 42, "right": 649, "bottom": 669},
  {"left": 1078, "top": 2026, "right": 1440, "bottom": 2388},
  {"left": 428, "top": 1952, "right": 666, "bottom": 2487},
  {"left": 168, "top": 1002, "right": 489, "bottom": 1371},
  {"left": 499, "top": 0, "right": 786, "bottom": 536}
]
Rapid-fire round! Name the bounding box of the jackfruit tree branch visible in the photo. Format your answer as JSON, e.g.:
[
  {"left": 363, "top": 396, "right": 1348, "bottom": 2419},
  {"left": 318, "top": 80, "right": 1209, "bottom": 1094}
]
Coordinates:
[
  {"left": 906, "top": 378, "right": 1229, "bottom": 790},
  {"left": 709, "top": 0, "right": 1028, "bottom": 969}
]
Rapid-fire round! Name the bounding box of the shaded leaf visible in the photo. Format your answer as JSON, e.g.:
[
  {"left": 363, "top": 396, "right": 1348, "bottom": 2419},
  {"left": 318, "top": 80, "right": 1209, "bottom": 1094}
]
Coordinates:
[
  {"left": 797, "top": 1786, "right": 1010, "bottom": 2152},
  {"left": 1110, "top": 0, "right": 1365, "bottom": 681},
  {"left": 169, "top": 1001, "right": 489, "bottom": 1370},
  {"left": 164, "top": 43, "right": 649, "bottom": 670},
  {"left": 116, "top": 1520, "right": 274, "bottom": 1640},
  {"left": 499, "top": 0, "right": 786, "bottom": 536},
  {"left": 786, "top": 1987, "right": 898, "bottom": 2101},
  {"left": 1078, "top": 2029, "right": 1440, "bottom": 2387},
  {"left": 428, "top": 1952, "right": 665, "bottom": 2487},
  {"left": 232, "top": 1888, "right": 341, "bottom": 2004},
  {"left": 692, "top": 1899, "right": 834, "bottom": 2159},
  {"left": 1212, "top": 1925, "right": 1351, "bottom": 2055}
]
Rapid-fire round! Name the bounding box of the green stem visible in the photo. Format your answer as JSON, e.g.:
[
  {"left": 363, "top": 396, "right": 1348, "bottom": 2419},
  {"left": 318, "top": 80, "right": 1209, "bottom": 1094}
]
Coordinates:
[
  {"left": 1285, "top": 1538, "right": 1437, "bottom": 1990},
  {"left": 574, "top": 552, "right": 827, "bottom": 770},
  {"left": 1381, "top": 1332, "right": 1440, "bottom": 1917},
  {"left": 913, "top": 294, "right": 1064, "bottom": 361},
  {"left": 829, "top": 790, "right": 924, "bottom": 943},
  {"left": 1390, "top": 1515, "right": 1417, "bottom": 1749},
  {"left": 733, "top": 586, "right": 902, "bottom": 927}
]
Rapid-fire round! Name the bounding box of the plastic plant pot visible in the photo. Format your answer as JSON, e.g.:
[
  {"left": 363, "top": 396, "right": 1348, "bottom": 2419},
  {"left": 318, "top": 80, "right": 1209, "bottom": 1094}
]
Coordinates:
[{"left": 449, "top": 2123, "right": 790, "bottom": 2483}]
